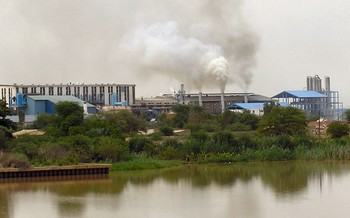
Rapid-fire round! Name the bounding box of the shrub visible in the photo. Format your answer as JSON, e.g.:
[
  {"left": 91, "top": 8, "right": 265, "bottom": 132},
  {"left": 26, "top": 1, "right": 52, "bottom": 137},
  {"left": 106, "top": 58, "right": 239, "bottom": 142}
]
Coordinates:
[
  {"left": 149, "top": 132, "right": 163, "bottom": 141},
  {"left": 160, "top": 126, "right": 173, "bottom": 136},
  {"left": 327, "top": 121, "right": 350, "bottom": 139},
  {"left": 236, "top": 133, "right": 258, "bottom": 151},
  {"left": 94, "top": 137, "right": 128, "bottom": 162},
  {"left": 161, "top": 146, "right": 181, "bottom": 160},
  {"left": 0, "top": 126, "right": 13, "bottom": 149},
  {"left": 129, "top": 136, "right": 153, "bottom": 153},
  {"left": 211, "top": 131, "right": 237, "bottom": 152},
  {"left": 0, "top": 152, "right": 30, "bottom": 169},
  {"left": 66, "top": 135, "right": 93, "bottom": 163}
]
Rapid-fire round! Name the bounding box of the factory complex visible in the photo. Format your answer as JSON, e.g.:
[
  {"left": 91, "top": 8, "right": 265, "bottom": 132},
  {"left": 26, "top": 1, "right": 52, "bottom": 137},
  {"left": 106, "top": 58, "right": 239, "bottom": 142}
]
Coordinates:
[{"left": 0, "top": 75, "right": 344, "bottom": 123}]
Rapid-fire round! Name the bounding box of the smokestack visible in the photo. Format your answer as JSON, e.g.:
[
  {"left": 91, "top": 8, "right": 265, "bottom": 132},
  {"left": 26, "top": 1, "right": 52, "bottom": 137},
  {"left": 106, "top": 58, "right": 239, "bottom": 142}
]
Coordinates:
[
  {"left": 198, "top": 92, "right": 203, "bottom": 106},
  {"left": 220, "top": 92, "right": 225, "bottom": 113}
]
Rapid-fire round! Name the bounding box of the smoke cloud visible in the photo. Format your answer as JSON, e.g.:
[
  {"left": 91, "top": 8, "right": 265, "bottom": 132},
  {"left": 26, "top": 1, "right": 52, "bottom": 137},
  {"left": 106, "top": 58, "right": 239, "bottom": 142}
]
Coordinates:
[{"left": 0, "top": 0, "right": 258, "bottom": 94}]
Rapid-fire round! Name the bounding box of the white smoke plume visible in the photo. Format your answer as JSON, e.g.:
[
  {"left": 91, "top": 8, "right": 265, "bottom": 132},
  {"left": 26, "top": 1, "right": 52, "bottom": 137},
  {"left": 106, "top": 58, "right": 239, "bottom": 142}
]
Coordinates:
[{"left": 0, "top": 0, "right": 258, "bottom": 94}]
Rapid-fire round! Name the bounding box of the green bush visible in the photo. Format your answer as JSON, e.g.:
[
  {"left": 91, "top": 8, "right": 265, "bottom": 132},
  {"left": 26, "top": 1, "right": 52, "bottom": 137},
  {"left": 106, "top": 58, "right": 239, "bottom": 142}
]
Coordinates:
[
  {"left": 327, "top": 121, "right": 350, "bottom": 138},
  {"left": 211, "top": 131, "right": 237, "bottom": 153},
  {"left": 149, "top": 132, "right": 163, "bottom": 141},
  {"left": 161, "top": 146, "right": 181, "bottom": 160},
  {"left": 129, "top": 136, "right": 153, "bottom": 153},
  {"left": 236, "top": 133, "right": 258, "bottom": 151},
  {"left": 94, "top": 137, "right": 129, "bottom": 162},
  {"left": 0, "top": 152, "right": 30, "bottom": 169},
  {"left": 67, "top": 135, "right": 93, "bottom": 163},
  {"left": 160, "top": 126, "right": 173, "bottom": 136}
]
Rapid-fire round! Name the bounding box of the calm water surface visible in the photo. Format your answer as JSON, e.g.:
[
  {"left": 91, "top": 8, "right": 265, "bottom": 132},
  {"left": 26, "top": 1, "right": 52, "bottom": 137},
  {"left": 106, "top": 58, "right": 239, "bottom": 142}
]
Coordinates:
[{"left": 1, "top": 162, "right": 350, "bottom": 218}]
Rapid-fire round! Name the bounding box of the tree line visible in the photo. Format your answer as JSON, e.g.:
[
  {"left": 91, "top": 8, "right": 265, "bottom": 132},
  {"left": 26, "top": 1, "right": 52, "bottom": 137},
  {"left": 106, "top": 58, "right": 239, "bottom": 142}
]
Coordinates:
[{"left": 1, "top": 99, "right": 350, "bottom": 168}]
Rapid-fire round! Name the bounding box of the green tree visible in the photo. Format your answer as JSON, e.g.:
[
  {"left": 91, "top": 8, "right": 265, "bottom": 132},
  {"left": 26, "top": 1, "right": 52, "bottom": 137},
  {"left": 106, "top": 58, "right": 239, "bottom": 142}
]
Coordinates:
[
  {"left": 55, "top": 101, "right": 84, "bottom": 119},
  {"left": 188, "top": 105, "right": 208, "bottom": 125},
  {"left": 54, "top": 102, "right": 84, "bottom": 135},
  {"left": 258, "top": 107, "right": 307, "bottom": 136},
  {"left": 172, "top": 104, "right": 190, "bottom": 128},
  {"left": 327, "top": 121, "right": 350, "bottom": 138},
  {"left": 110, "top": 110, "right": 147, "bottom": 135},
  {"left": 263, "top": 102, "right": 277, "bottom": 115},
  {"left": 237, "top": 111, "right": 260, "bottom": 130},
  {"left": 217, "top": 110, "right": 238, "bottom": 129},
  {"left": 0, "top": 100, "right": 16, "bottom": 129},
  {"left": 31, "top": 114, "right": 55, "bottom": 129},
  {"left": 345, "top": 109, "right": 350, "bottom": 123},
  {"left": 0, "top": 100, "right": 12, "bottom": 119}
]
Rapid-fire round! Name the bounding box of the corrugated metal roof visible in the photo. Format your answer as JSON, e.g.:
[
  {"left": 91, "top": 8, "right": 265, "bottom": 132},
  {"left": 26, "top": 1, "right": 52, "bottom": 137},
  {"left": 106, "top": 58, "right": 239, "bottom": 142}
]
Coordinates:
[
  {"left": 272, "top": 90, "right": 327, "bottom": 98},
  {"left": 27, "top": 95, "right": 95, "bottom": 107},
  {"left": 227, "top": 103, "right": 265, "bottom": 110},
  {"left": 226, "top": 102, "right": 290, "bottom": 110}
]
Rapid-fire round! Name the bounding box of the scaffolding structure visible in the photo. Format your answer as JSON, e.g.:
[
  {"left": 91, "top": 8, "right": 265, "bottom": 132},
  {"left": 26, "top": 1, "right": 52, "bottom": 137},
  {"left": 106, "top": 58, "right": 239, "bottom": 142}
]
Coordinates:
[{"left": 273, "top": 75, "right": 343, "bottom": 121}]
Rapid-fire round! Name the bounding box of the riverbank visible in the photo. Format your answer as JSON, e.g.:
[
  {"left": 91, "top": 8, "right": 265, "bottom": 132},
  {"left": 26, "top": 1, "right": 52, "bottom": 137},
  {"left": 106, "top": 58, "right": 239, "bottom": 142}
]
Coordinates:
[{"left": 110, "top": 158, "right": 183, "bottom": 171}]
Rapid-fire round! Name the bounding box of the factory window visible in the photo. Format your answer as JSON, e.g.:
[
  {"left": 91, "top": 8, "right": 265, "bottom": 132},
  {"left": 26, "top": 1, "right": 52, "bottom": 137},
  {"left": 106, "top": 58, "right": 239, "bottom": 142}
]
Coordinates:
[
  {"left": 57, "top": 87, "right": 62, "bottom": 95},
  {"left": 100, "top": 86, "right": 105, "bottom": 94},
  {"left": 91, "top": 86, "right": 97, "bottom": 101},
  {"left": 108, "top": 86, "right": 113, "bottom": 93},
  {"left": 40, "top": 87, "right": 45, "bottom": 95},
  {"left": 49, "top": 87, "right": 54, "bottom": 95},
  {"left": 30, "top": 87, "right": 36, "bottom": 93},
  {"left": 22, "top": 87, "right": 28, "bottom": 94},
  {"left": 66, "top": 87, "right": 71, "bottom": 95}
]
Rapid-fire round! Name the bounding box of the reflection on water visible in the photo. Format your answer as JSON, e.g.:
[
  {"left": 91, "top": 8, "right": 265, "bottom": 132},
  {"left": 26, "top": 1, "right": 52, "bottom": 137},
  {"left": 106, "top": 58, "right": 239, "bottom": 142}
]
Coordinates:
[{"left": 1, "top": 162, "right": 350, "bottom": 218}]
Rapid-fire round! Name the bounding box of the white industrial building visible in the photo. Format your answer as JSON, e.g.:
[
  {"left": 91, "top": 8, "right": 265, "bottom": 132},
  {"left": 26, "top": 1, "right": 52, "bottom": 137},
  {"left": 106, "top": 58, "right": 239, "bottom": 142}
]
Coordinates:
[{"left": 0, "top": 83, "right": 136, "bottom": 106}]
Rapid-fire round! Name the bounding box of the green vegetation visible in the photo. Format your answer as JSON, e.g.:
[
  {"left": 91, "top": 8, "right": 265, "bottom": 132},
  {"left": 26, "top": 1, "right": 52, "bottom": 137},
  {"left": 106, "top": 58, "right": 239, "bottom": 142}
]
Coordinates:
[
  {"left": 110, "top": 157, "right": 182, "bottom": 171},
  {"left": 326, "top": 121, "right": 350, "bottom": 139},
  {"left": 1, "top": 101, "right": 350, "bottom": 170}
]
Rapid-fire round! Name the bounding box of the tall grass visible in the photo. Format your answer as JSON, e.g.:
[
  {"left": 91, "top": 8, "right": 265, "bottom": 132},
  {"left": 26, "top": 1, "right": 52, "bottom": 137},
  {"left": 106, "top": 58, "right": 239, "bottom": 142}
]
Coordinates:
[
  {"left": 295, "top": 140, "right": 350, "bottom": 160},
  {"left": 110, "top": 156, "right": 182, "bottom": 171}
]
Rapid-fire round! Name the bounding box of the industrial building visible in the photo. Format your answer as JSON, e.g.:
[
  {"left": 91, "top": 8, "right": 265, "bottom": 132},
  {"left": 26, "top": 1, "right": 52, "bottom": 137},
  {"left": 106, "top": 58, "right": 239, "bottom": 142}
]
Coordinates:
[
  {"left": 25, "top": 95, "right": 98, "bottom": 115},
  {"left": 0, "top": 83, "right": 136, "bottom": 107},
  {"left": 134, "top": 91, "right": 273, "bottom": 115},
  {"left": 273, "top": 75, "right": 343, "bottom": 120}
]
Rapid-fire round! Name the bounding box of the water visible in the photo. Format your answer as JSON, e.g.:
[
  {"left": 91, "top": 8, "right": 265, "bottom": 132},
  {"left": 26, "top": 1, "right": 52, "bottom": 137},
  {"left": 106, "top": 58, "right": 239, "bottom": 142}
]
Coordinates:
[{"left": 1, "top": 162, "right": 350, "bottom": 218}]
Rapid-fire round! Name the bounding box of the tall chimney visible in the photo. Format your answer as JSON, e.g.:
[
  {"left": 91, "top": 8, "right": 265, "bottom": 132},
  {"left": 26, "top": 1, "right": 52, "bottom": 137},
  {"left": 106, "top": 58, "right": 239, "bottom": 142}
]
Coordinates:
[
  {"left": 220, "top": 92, "right": 225, "bottom": 113},
  {"left": 198, "top": 92, "right": 203, "bottom": 106}
]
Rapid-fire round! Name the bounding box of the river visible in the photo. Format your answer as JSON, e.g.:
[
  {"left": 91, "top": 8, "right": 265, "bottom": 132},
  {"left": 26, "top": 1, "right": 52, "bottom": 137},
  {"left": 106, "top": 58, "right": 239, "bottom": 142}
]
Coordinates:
[{"left": 1, "top": 161, "right": 350, "bottom": 218}]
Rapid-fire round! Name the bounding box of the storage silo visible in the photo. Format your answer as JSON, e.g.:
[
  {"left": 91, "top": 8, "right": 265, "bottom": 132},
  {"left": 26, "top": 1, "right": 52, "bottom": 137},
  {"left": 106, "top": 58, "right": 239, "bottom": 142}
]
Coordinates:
[
  {"left": 307, "top": 76, "right": 313, "bottom": 90},
  {"left": 325, "top": 76, "right": 331, "bottom": 92},
  {"left": 16, "top": 92, "right": 23, "bottom": 107},
  {"left": 313, "top": 75, "right": 322, "bottom": 92}
]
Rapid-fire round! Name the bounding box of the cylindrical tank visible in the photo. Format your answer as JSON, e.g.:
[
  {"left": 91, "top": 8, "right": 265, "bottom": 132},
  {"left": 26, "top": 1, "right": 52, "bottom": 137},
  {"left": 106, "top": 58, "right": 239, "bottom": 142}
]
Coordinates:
[
  {"left": 307, "top": 76, "right": 312, "bottom": 90},
  {"left": 16, "top": 92, "right": 23, "bottom": 107},
  {"left": 325, "top": 76, "right": 330, "bottom": 92},
  {"left": 111, "top": 93, "right": 117, "bottom": 106},
  {"left": 313, "top": 75, "right": 322, "bottom": 92},
  {"left": 121, "top": 101, "right": 128, "bottom": 107}
]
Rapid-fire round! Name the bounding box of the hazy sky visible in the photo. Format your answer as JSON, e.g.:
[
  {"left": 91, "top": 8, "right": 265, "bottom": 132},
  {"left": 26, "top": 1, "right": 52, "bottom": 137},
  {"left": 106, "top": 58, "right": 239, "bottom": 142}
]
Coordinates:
[{"left": 1, "top": 0, "right": 350, "bottom": 107}]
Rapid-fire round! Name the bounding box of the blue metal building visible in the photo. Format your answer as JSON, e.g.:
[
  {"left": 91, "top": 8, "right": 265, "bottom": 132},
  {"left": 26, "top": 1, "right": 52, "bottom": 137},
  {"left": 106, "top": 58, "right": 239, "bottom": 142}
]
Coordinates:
[{"left": 24, "top": 95, "right": 98, "bottom": 115}]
